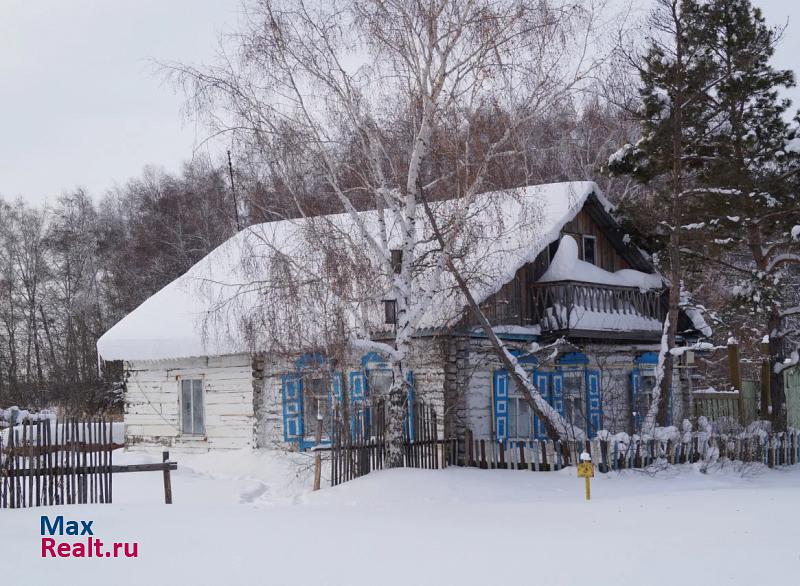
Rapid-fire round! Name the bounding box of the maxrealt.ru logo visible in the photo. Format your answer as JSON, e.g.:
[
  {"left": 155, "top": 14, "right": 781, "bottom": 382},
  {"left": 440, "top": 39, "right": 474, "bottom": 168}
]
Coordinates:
[{"left": 40, "top": 516, "right": 139, "bottom": 558}]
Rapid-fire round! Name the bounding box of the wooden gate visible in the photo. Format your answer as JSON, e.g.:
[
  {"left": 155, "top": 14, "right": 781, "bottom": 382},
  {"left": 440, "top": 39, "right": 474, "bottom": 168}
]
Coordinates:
[{"left": 328, "top": 399, "right": 457, "bottom": 486}]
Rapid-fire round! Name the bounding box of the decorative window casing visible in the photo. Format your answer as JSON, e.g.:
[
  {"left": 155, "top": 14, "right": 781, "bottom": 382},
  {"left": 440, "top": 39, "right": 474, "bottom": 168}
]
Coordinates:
[
  {"left": 631, "top": 352, "right": 660, "bottom": 431},
  {"left": 558, "top": 352, "right": 602, "bottom": 438},
  {"left": 281, "top": 352, "right": 413, "bottom": 450},
  {"left": 493, "top": 366, "right": 564, "bottom": 441},
  {"left": 281, "top": 353, "right": 333, "bottom": 448}
]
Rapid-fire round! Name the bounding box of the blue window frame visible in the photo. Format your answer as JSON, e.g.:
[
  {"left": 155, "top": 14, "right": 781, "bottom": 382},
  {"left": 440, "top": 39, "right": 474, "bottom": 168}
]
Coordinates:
[
  {"left": 281, "top": 353, "right": 337, "bottom": 450},
  {"left": 631, "top": 352, "right": 659, "bottom": 431},
  {"left": 492, "top": 353, "right": 544, "bottom": 441},
  {"left": 558, "top": 352, "right": 602, "bottom": 438},
  {"left": 281, "top": 351, "right": 418, "bottom": 449}
]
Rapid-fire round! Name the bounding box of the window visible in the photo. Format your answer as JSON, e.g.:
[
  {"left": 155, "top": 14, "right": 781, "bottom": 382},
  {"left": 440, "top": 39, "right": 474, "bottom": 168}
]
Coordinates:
[
  {"left": 367, "top": 368, "right": 393, "bottom": 395},
  {"left": 563, "top": 371, "right": 586, "bottom": 431},
  {"left": 507, "top": 375, "right": 534, "bottom": 439},
  {"left": 582, "top": 235, "right": 597, "bottom": 265},
  {"left": 634, "top": 373, "right": 657, "bottom": 420},
  {"left": 303, "top": 375, "right": 329, "bottom": 437},
  {"left": 181, "top": 379, "right": 205, "bottom": 435},
  {"left": 390, "top": 249, "right": 403, "bottom": 274},
  {"left": 384, "top": 300, "right": 397, "bottom": 325},
  {"left": 508, "top": 397, "right": 533, "bottom": 439}
]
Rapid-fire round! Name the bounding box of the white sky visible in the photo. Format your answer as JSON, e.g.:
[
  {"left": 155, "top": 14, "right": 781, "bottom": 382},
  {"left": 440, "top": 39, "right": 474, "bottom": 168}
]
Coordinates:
[
  {"left": 1, "top": 0, "right": 798, "bottom": 205},
  {"left": 0, "top": 0, "right": 240, "bottom": 205}
]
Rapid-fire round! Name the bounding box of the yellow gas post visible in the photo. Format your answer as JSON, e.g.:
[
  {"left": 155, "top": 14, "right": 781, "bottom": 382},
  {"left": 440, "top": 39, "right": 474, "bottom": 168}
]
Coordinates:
[{"left": 577, "top": 451, "right": 594, "bottom": 500}]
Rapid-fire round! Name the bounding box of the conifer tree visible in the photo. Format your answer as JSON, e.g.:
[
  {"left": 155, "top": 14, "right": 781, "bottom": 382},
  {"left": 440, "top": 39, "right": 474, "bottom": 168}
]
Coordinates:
[
  {"left": 683, "top": 0, "right": 800, "bottom": 426},
  {"left": 607, "top": 0, "right": 717, "bottom": 429}
]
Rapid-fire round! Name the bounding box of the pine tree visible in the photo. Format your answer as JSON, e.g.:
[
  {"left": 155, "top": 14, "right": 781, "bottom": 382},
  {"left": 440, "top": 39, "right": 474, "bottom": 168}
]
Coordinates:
[
  {"left": 682, "top": 0, "right": 800, "bottom": 426},
  {"left": 607, "top": 0, "right": 718, "bottom": 430}
]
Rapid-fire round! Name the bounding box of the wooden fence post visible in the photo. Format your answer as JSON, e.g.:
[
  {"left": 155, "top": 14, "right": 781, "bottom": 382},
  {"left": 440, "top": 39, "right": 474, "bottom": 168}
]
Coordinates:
[
  {"left": 761, "top": 338, "right": 772, "bottom": 418},
  {"left": 313, "top": 412, "right": 324, "bottom": 491},
  {"left": 162, "top": 451, "right": 173, "bottom": 504},
  {"left": 728, "top": 340, "right": 745, "bottom": 424}
]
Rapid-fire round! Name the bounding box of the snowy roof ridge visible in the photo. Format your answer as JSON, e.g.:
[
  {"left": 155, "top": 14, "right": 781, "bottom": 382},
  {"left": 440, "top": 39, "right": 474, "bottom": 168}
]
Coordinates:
[{"left": 98, "top": 181, "right": 604, "bottom": 361}]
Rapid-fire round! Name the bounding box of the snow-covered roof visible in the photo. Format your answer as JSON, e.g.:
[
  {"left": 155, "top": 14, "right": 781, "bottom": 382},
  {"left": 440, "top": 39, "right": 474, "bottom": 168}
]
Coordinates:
[
  {"left": 540, "top": 235, "right": 662, "bottom": 290},
  {"left": 98, "top": 181, "right": 614, "bottom": 361}
]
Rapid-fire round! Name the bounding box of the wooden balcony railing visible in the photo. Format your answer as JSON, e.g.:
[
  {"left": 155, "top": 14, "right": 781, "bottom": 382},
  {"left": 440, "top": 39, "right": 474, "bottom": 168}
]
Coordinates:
[{"left": 529, "top": 280, "right": 664, "bottom": 336}]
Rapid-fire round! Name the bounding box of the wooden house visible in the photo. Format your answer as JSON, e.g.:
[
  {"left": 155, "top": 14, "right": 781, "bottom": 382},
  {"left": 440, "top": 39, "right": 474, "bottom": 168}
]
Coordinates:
[{"left": 97, "top": 182, "right": 710, "bottom": 453}]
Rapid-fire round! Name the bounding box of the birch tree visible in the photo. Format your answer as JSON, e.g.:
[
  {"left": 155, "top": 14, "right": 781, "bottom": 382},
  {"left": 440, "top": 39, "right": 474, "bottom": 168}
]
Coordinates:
[{"left": 170, "top": 0, "right": 608, "bottom": 461}]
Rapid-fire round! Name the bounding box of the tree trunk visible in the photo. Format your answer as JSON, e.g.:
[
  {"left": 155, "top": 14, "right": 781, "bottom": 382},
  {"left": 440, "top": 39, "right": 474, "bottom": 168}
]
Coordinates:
[
  {"left": 658, "top": 234, "right": 681, "bottom": 427},
  {"left": 747, "top": 224, "right": 787, "bottom": 428},
  {"left": 768, "top": 308, "right": 787, "bottom": 429},
  {"left": 386, "top": 385, "right": 407, "bottom": 468},
  {"left": 659, "top": 11, "right": 684, "bottom": 428},
  {"left": 386, "top": 334, "right": 412, "bottom": 469}
]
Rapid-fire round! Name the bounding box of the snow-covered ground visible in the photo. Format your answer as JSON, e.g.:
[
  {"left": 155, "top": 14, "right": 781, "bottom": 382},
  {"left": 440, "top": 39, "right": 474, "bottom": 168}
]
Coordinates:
[{"left": 3, "top": 449, "right": 799, "bottom": 585}]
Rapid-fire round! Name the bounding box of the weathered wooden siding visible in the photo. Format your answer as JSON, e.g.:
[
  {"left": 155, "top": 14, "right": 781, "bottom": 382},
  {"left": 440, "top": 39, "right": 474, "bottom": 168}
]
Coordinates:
[
  {"left": 561, "top": 209, "right": 631, "bottom": 272},
  {"left": 254, "top": 356, "right": 294, "bottom": 448},
  {"left": 124, "top": 353, "right": 256, "bottom": 452},
  {"left": 476, "top": 209, "right": 634, "bottom": 327}
]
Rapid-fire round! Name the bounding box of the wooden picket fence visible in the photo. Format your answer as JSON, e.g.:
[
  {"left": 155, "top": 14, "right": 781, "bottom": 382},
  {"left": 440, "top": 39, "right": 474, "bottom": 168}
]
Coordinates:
[
  {"left": 1, "top": 417, "right": 177, "bottom": 508},
  {"left": 325, "top": 406, "right": 800, "bottom": 488},
  {"left": 327, "top": 399, "right": 459, "bottom": 486},
  {"left": 458, "top": 428, "right": 800, "bottom": 472},
  {"left": 1, "top": 418, "right": 117, "bottom": 508}
]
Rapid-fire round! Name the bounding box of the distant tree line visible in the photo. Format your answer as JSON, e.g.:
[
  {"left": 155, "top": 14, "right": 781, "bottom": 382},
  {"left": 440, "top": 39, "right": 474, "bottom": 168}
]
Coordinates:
[{"left": 0, "top": 159, "right": 237, "bottom": 413}]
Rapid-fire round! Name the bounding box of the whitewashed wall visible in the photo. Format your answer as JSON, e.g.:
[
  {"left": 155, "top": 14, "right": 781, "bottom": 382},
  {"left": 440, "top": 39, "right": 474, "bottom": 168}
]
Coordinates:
[
  {"left": 124, "top": 353, "right": 256, "bottom": 452},
  {"left": 254, "top": 356, "right": 293, "bottom": 449}
]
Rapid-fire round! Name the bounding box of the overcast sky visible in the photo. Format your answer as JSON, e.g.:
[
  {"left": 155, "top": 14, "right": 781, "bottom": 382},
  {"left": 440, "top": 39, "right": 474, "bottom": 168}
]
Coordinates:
[
  {"left": 0, "top": 0, "right": 240, "bottom": 205},
  {"left": 1, "top": 0, "right": 798, "bottom": 206}
]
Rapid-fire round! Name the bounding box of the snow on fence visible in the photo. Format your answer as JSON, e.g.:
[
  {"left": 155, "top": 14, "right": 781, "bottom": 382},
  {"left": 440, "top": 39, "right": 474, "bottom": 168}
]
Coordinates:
[
  {"left": 321, "top": 399, "right": 800, "bottom": 488},
  {"left": 0, "top": 418, "right": 177, "bottom": 508},
  {"left": 459, "top": 429, "right": 800, "bottom": 472}
]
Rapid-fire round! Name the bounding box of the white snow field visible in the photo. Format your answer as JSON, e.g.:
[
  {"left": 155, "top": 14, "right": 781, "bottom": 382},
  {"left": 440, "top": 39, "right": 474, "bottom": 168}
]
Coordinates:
[{"left": 3, "top": 449, "right": 799, "bottom": 586}]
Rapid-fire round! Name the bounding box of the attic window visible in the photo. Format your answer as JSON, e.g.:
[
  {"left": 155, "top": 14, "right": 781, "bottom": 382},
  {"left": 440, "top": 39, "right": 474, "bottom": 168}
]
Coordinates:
[
  {"left": 390, "top": 249, "right": 403, "bottom": 274},
  {"left": 582, "top": 235, "right": 596, "bottom": 265},
  {"left": 384, "top": 300, "right": 397, "bottom": 325}
]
